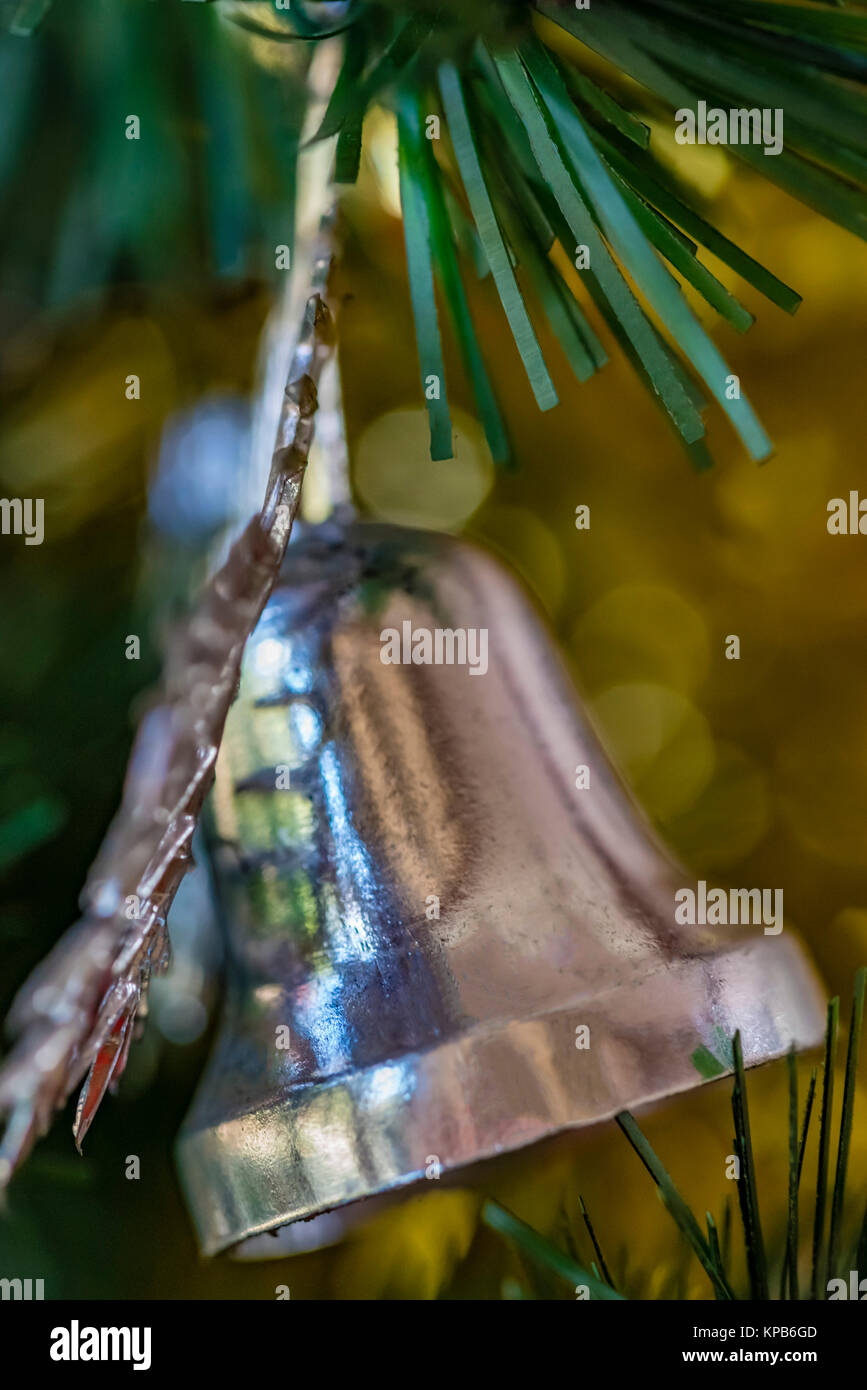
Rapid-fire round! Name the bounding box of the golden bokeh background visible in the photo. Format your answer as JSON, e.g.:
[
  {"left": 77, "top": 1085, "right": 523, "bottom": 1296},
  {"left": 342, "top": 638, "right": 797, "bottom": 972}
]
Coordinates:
[{"left": 1, "top": 19, "right": 867, "bottom": 1298}]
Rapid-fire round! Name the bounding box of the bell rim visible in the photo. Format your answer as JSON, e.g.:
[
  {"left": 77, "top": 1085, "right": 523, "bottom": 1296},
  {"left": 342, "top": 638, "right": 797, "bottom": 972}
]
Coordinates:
[{"left": 176, "top": 930, "right": 824, "bottom": 1257}]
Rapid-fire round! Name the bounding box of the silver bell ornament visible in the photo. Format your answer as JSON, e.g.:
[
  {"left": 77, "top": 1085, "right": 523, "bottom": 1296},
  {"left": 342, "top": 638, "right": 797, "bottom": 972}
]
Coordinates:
[{"left": 176, "top": 514, "right": 824, "bottom": 1257}]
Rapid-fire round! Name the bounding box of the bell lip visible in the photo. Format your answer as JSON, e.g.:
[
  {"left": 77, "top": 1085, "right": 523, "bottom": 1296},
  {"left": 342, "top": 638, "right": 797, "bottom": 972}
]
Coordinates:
[{"left": 176, "top": 932, "right": 825, "bottom": 1258}]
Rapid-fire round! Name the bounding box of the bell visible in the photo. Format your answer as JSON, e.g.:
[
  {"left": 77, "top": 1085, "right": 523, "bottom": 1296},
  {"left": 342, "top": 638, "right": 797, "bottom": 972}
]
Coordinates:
[{"left": 176, "top": 516, "right": 824, "bottom": 1256}]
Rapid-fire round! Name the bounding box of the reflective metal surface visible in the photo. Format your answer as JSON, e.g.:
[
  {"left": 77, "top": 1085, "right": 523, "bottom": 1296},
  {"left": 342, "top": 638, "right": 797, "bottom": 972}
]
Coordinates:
[{"left": 176, "top": 520, "right": 825, "bottom": 1256}]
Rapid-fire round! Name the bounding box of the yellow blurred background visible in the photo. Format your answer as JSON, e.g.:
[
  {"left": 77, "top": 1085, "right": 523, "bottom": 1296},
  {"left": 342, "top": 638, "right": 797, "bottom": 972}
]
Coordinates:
[{"left": 1, "top": 22, "right": 867, "bottom": 1298}]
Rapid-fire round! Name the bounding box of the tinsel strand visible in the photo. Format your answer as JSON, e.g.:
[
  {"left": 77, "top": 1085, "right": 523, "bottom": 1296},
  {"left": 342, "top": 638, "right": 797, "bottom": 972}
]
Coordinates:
[{"left": 0, "top": 219, "right": 337, "bottom": 1182}]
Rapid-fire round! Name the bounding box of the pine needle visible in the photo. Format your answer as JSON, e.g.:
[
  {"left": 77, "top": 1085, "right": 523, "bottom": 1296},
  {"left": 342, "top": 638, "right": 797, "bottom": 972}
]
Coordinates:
[
  {"left": 518, "top": 37, "right": 773, "bottom": 460},
  {"left": 579, "top": 1194, "right": 617, "bottom": 1291},
  {"left": 397, "top": 99, "right": 454, "bottom": 460},
  {"left": 438, "top": 61, "right": 558, "bottom": 412},
  {"left": 482, "top": 1200, "right": 624, "bottom": 1300},
  {"left": 731, "top": 1030, "right": 769, "bottom": 1298},
  {"left": 706, "top": 1211, "right": 724, "bottom": 1282},
  {"left": 811, "top": 996, "right": 839, "bottom": 1299},
  {"left": 780, "top": 1047, "right": 800, "bottom": 1300},
  {"left": 400, "top": 87, "right": 511, "bottom": 465},
  {"left": 616, "top": 1110, "right": 735, "bottom": 1300},
  {"left": 491, "top": 46, "right": 703, "bottom": 445},
  {"left": 590, "top": 132, "right": 802, "bottom": 315},
  {"left": 828, "top": 967, "right": 866, "bottom": 1279},
  {"left": 721, "top": 1196, "right": 733, "bottom": 1276}
]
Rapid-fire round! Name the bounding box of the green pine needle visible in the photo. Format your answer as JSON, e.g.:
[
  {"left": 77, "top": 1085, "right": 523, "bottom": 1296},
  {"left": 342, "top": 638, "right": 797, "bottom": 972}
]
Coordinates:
[
  {"left": 492, "top": 45, "right": 704, "bottom": 444},
  {"left": 616, "top": 1110, "right": 735, "bottom": 1299},
  {"left": 563, "top": 63, "right": 650, "bottom": 150},
  {"left": 438, "top": 60, "right": 559, "bottom": 413},
  {"left": 481, "top": 154, "right": 603, "bottom": 385},
  {"left": 518, "top": 36, "right": 772, "bottom": 459},
  {"left": 731, "top": 1029, "right": 769, "bottom": 1298},
  {"left": 397, "top": 96, "right": 454, "bottom": 460},
  {"left": 706, "top": 1210, "right": 725, "bottom": 1282},
  {"left": 828, "top": 967, "right": 866, "bottom": 1278},
  {"left": 579, "top": 1193, "right": 617, "bottom": 1291},
  {"left": 482, "top": 1200, "right": 624, "bottom": 1300},
  {"left": 780, "top": 1047, "right": 800, "bottom": 1300},
  {"left": 589, "top": 132, "right": 803, "bottom": 316},
  {"left": 811, "top": 995, "right": 839, "bottom": 1298},
  {"left": 404, "top": 86, "right": 512, "bottom": 465}
]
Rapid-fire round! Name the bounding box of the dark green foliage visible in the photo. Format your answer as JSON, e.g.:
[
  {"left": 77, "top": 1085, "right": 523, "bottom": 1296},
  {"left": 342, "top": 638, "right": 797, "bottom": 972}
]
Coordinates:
[{"left": 0, "top": 0, "right": 309, "bottom": 315}]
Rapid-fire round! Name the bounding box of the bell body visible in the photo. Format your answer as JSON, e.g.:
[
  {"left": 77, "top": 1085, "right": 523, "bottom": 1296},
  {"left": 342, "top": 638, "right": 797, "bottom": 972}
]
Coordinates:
[{"left": 177, "top": 519, "right": 824, "bottom": 1255}]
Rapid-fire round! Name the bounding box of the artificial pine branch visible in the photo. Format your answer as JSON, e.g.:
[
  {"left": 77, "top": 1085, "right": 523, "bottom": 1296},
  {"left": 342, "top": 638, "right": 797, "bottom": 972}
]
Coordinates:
[{"left": 3, "top": 1, "right": 866, "bottom": 463}]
